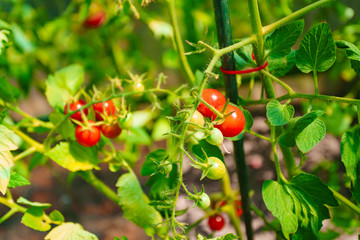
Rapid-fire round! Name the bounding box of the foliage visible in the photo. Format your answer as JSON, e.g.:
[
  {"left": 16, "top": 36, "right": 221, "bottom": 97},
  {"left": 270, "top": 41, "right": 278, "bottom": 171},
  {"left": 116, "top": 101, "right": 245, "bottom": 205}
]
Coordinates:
[{"left": 0, "top": 0, "right": 360, "bottom": 240}]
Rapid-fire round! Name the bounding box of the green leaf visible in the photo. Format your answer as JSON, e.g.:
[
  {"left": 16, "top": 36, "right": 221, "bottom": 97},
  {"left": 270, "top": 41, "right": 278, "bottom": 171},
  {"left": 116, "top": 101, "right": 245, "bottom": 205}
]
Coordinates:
[
  {"left": 290, "top": 173, "right": 338, "bottom": 239},
  {"left": 116, "top": 172, "right": 163, "bottom": 236},
  {"left": 11, "top": 24, "right": 34, "bottom": 53},
  {"left": 45, "top": 64, "right": 85, "bottom": 110},
  {"left": 336, "top": 40, "right": 360, "bottom": 76},
  {"left": 263, "top": 173, "right": 338, "bottom": 239},
  {"left": 266, "top": 100, "right": 295, "bottom": 126},
  {"left": 21, "top": 207, "right": 51, "bottom": 232},
  {"left": 265, "top": 20, "right": 304, "bottom": 58},
  {"left": 296, "top": 118, "right": 326, "bottom": 153},
  {"left": 49, "top": 110, "right": 75, "bottom": 140},
  {"left": 8, "top": 171, "right": 30, "bottom": 188},
  {"left": 341, "top": 126, "right": 360, "bottom": 204},
  {"left": 243, "top": 109, "right": 254, "bottom": 131},
  {"left": 0, "top": 77, "right": 21, "bottom": 103},
  {"left": 0, "top": 125, "right": 18, "bottom": 194},
  {"left": 45, "top": 142, "right": 99, "bottom": 172},
  {"left": 262, "top": 180, "right": 298, "bottom": 239},
  {"left": 151, "top": 117, "right": 171, "bottom": 141},
  {"left": 141, "top": 149, "right": 169, "bottom": 176},
  {"left": 279, "top": 111, "right": 325, "bottom": 152},
  {"left": 295, "top": 22, "right": 336, "bottom": 73},
  {"left": 147, "top": 164, "right": 178, "bottom": 200},
  {"left": 191, "top": 139, "right": 224, "bottom": 163},
  {"left": 49, "top": 210, "right": 65, "bottom": 223},
  {"left": 45, "top": 222, "right": 98, "bottom": 240},
  {"left": 0, "top": 29, "right": 10, "bottom": 55},
  {"left": 17, "top": 196, "right": 51, "bottom": 208},
  {"left": 118, "top": 127, "right": 151, "bottom": 145},
  {"left": 268, "top": 50, "right": 296, "bottom": 77}
]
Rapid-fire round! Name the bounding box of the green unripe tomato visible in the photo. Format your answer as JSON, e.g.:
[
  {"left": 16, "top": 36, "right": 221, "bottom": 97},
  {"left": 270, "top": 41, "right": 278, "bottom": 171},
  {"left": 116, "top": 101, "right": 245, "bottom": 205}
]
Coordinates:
[
  {"left": 206, "top": 128, "right": 224, "bottom": 145},
  {"left": 188, "top": 110, "right": 205, "bottom": 130},
  {"left": 119, "top": 113, "right": 133, "bottom": 130},
  {"left": 206, "top": 157, "right": 226, "bottom": 180},
  {"left": 161, "top": 163, "right": 173, "bottom": 175},
  {"left": 197, "top": 193, "right": 210, "bottom": 209}
]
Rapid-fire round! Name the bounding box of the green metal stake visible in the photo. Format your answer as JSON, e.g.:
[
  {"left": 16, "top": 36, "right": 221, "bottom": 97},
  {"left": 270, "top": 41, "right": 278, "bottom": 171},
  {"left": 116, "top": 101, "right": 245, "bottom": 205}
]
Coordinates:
[{"left": 212, "top": 0, "right": 253, "bottom": 239}]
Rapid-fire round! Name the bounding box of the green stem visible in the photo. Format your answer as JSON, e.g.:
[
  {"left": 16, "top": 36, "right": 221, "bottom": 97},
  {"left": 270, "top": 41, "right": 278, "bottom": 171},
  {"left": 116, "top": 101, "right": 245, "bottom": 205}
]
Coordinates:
[
  {"left": 245, "top": 130, "right": 271, "bottom": 142},
  {"left": 250, "top": 205, "right": 278, "bottom": 231},
  {"left": 77, "top": 171, "right": 119, "bottom": 205},
  {"left": 248, "top": 0, "right": 264, "bottom": 64},
  {"left": 167, "top": 0, "right": 195, "bottom": 84},
  {"left": 14, "top": 146, "right": 37, "bottom": 162},
  {"left": 271, "top": 126, "right": 287, "bottom": 183},
  {"left": 262, "top": 0, "right": 334, "bottom": 35},
  {"left": 220, "top": 171, "right": 243, "bottom": 238},
  {"left": 4, "top": 124, "right": 44, "bottom": 153},
  {"left": 313, "top": 70, "right": 319, "bottom": 95},
  {"left": 260, "top": 70, "right": 295, "bottom": 95},
  {"left": 245, "top": 93, "right": 360, "bottom": 106},
  {"left": 0, "top": 208, "right": 17, "bottom": 224},
  {"left": 330, "top": 188, "right": 360, "bottom": 215}
]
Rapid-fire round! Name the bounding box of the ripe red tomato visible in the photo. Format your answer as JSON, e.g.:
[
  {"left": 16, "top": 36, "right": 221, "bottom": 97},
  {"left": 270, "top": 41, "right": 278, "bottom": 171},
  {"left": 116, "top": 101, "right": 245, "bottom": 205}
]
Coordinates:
[
  {"left": 75, "top": 121, "right": 101, "bottom": 147},
  {"left": 64, "top": 100, "right": 88, "bottom": 122},
  {"left": 93, "top": 100, "right": 116, "bottom": 121},
  {"left": 212, "top": 104, "right": 245, "bottom": 138},
  {"left": 197, "top": 89, "right": 226, "bottom": 118},
  {"left": 83, "top": 11, "right": 106, "bottom": 28},
  {"left": 208, "top": 215, "right": 225, "bottom": 231},
  {"left": 235, "top": 200, "right": 243, "bottom": 217},
  {"left": 100, "top": 122, "right": 122, "bottom": 139}
]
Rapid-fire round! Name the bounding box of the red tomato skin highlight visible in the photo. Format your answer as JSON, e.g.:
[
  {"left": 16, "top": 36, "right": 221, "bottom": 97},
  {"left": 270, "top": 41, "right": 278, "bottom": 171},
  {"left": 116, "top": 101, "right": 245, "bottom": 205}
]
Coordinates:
[
  {"left": 83, "top": 11, "right": 106, "bottom": 28},
  {"left": 75, "top": 121, "right": 101, "bottom": 147},
  {"left": 213, "top": 104, "right": 245, "bottom": 138},
  {"left": 208, "top": 215, "right": 225, "bottom": 231},
  {"left": 197, "top": 89, "right": 226, "bottom": 118},
  {"left": 64, "top": 100, "right": 88, "bottom": 122},
  {"left": 93, "top": 100, "right": 116, "bottom": 121}
]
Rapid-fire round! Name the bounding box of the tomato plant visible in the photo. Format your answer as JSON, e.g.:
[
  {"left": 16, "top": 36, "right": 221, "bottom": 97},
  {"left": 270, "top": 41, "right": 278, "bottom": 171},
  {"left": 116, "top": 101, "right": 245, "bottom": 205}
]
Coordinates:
[
  {"left": 63, "top": 100, "right": 88, "bottom": 122},
  {"left": 93, "top": 100, "right": 117, "bottom": 121},
  {"left": 83, "top": 11, "right": 106, "bottom": 28},
  {"left": 0, "top": 0, "right": 360, "bottom": 240},
  {"left": 100, "top": 121, "right": 122, "bottom": 139},
  {"left": 213, "top": 104, "right": 246, "bottom": 138},
  {"left": 206, "top": 157, "right": 226, "bottom": 180},
  {"left": 197, "top": 192, "right": 211, "bottom": 209},
  {"left": 197, "top": 89, "right": 226, "bottom": 118},
  {"left": 208, "top": 215, "right": 226, "bottom": 231},
  {"left": 75, "top": 121, "right": 101, "bottom": 147}
]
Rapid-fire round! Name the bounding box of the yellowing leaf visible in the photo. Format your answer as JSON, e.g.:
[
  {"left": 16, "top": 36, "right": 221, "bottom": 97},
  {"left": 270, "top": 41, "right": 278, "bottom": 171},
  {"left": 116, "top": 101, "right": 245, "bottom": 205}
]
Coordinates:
[
  {"left": 0, "top": 125, "right": 18, "bottom": 194},
  {"left": 45, "top": 142, "right": 99, "bottom": 172},
  {"left": 45, "top": 222, "right": 98, "bottom": 240}
]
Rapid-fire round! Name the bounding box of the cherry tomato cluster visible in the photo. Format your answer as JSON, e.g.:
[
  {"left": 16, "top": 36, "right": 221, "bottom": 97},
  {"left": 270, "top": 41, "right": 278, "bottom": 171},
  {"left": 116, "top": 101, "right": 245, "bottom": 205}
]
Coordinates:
[
  {"left": 64, "top": 99, "right": 130, "bottom": 147},
  {"left": 197, "top": 89, "right": 246, "bottom": 138}
]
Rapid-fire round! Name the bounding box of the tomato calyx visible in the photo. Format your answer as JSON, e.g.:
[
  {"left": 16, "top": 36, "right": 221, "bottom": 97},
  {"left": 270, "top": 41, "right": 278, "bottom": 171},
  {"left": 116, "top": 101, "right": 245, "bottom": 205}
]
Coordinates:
[{"left": 187, "top": 186, "right": 210, "bottom": 210}]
